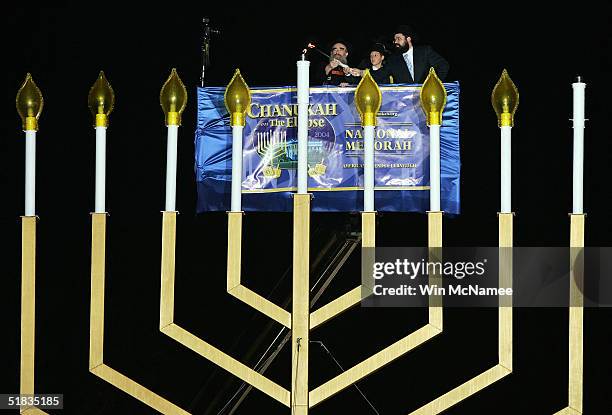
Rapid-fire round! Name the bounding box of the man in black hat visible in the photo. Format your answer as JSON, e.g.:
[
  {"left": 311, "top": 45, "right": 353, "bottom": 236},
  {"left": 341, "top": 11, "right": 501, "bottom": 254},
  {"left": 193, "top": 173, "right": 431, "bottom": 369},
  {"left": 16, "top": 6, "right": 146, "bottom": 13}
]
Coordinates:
[{"left": 385, "top": 24, "right": 449, "bottom": 84}]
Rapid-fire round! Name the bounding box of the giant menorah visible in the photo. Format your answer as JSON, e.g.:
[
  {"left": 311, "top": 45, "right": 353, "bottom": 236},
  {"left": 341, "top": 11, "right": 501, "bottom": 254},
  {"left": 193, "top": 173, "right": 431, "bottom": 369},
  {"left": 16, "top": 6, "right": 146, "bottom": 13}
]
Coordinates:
[{"left": 15, "top": 64, "right": 586, "bottom": 414}]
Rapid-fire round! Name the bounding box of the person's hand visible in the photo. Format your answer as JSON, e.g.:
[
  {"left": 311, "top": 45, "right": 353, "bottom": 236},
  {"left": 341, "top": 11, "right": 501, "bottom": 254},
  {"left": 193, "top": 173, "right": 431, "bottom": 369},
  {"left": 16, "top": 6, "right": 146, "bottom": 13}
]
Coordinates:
[
  {"left": 349, "top": 68, "right": 362, "bottom": 76},
  {"left": 342, "top": 66, "right": 351, "bottom": 75},
  {"left": 329, "top": 59, "right": 340, "bottom": 69}
]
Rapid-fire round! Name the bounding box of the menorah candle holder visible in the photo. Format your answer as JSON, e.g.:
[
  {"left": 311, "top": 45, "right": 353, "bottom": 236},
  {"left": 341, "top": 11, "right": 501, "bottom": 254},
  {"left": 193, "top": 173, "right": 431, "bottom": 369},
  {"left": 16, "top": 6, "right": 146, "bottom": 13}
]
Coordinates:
[
  {"left": 16, "top": 73, "right": 49, "bottom": 415},
  {"left": 17, "top": 67, "right": 592, "bottom": 415},
  {"left": 555, "top": 76, "right": 587, "bottom": 415}
]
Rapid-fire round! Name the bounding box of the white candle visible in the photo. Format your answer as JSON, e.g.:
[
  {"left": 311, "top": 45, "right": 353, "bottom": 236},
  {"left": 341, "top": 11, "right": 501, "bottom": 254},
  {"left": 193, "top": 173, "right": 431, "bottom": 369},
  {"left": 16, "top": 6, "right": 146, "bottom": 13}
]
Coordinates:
[
  {"left": 297, "top": 59, "right": 310, "bottom": 194},
  {"left": 572, "top": 78, "right": 586, "bottom": 214},
  {"left": 25, "top": 130, "right": 36, "bottom": 216},
  {"left": 231, "top": 125, "right": 244, "bottom": 211},
  {"left": 165, "top": 125, "right": 179, "bottom": 212},
  {"left": 429, "top": 124, "right": 441, "bottom": 211},
  {"left": 95, "top": 126, "right": 106, "bottom": 213},
  {"left": 364, "top": 125, "right": 375, "bottom": 211},
  {"left": 500, "top": 126, "right": 512, "bottom": 213}
]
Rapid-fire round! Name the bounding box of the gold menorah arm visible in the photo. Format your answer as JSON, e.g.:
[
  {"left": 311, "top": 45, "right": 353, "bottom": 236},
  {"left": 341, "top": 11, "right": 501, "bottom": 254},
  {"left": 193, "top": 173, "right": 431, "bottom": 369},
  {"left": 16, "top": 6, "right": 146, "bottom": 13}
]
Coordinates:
[
  {"left": 20, "top": 216, "right": 49, "bottom": 415},
  {"left": 309, "top": 287, "right": 361, "bottom": 329},
  {"left": 404, "top": 213, "right": 514, "bottom": 415},
  {"left": 309, "top": 212, "right": 375, "bottom": 329},
  {"left": 409, "top": 365, "right": 512, "bottom": 415},
  {"left": 309, "top": 323, "right": 441, "bottom": 408},
  {"left": 309, "top": 211, "right": 447, "bottom": 408},
  {"left": 21, "top": 408, "right": 49, "bottom": 415},
  {"left": 428, "top": 211, "right": 443, "bottom": 330},
  {"left": 227, "top": 211, "right": 292, "bottom": 328},
  {"left": 90, "top": 213, "right": 192, "bottom": 415},
  {"left": 158, "top": 211, "right": 291, "bottom": 407},
  {"left": 160, "top": 324, "right": 290, "bottom": 406},
  {"left": 91, "top": 365, "right": 190, "bottom": 415},
  {"left": 564, "top": 213, "right": 584, "bottom": 414},
  {"left": 553, "top": 408, "right": 581, "bottom": 415},
  {"left": 20, "top": 217, "right": 36, "bottom": 398},
  {"left": 310, "top": 211, "right": 445, "bottom": 332},
  {"left": 90, "top": 212, "right": 290, "bottom": 413},
  {"left": 498, "top": 213, "right": 513, "bottom": 371},
  {"left": 90, "top": 213, "right": 106, "bottom": 369}
]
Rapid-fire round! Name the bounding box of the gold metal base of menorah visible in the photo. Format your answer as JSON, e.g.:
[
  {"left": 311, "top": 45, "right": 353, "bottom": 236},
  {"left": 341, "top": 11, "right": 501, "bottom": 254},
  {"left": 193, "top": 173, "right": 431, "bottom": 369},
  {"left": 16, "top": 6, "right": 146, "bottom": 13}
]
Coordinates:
[
  {"left": 86, "top": 207, "right": 512, "bottom": 414},
  {"left": 16, "top": 207, "right": 585, "bottom": 413},
  {"left": 86, "top": 197, "right": 449, "bottom": 414}
]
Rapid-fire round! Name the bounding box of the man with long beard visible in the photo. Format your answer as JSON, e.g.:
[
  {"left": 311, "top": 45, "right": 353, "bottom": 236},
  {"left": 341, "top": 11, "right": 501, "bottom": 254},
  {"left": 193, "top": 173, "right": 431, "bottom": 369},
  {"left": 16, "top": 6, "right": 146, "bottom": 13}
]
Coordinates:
[
  {"left": 386, "top": 24, "right": 449, "bottom": 84},
  {"left": 323, "top": 40, "right": 360, "bottom": 86}
]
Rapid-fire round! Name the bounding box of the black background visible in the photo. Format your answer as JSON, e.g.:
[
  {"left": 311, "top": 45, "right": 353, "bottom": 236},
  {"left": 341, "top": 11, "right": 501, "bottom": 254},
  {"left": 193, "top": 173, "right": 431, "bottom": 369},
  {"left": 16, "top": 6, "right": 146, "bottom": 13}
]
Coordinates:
[{"left": 2, "top": 6, "right": 612, "bottom": 414}]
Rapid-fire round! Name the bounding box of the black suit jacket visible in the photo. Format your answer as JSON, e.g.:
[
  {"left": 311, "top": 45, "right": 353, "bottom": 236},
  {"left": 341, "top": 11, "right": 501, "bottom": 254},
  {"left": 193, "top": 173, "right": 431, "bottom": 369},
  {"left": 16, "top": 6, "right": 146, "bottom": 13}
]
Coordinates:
[{"left": 386, "top": 45, "right": 449, "bottom": 83}]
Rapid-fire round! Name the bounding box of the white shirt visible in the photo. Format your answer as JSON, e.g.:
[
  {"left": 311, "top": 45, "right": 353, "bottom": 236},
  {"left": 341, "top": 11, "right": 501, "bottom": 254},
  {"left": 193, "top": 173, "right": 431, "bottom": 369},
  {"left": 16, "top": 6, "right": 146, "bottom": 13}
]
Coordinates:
[{"left": 402, "top": 47, "right": 414, "bottom": 80}]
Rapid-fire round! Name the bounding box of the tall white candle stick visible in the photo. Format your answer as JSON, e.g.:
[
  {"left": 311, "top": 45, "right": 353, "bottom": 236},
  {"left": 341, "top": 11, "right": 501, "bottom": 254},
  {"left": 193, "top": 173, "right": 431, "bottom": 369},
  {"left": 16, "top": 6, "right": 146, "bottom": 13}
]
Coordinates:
[
  {"left": 88, "top": 71, "right": 114, "bottom": 213},
  {"left": 24, "top": 131, "right": 36, "bottom": 216},
  {"left": 16, "top": 74, "right": 43, "bottom": 217},
  {"left": 572, "top": 76, "right": 586, "bottom": 214},
  {"left": 95, "top": 127, "right": 106, "bottom": 212},
  {"left": 500, "top": 126, "right": 512, "bottom": 213},
  {"left": 492, "top": 69, "right": 519, "bottom": 214},
  {"left": 297, "top": 59, "right": 310, "bottom": 194},
  {"left": 224, "top": 69, "right": 251, "bottom": 212},
  {"left": 429, "top": 124, "right": 441, "bottom": 211},
  {"left": 165, "top": 125, "right": 179, "bottom": 212},
  {"left": 355, "top": 70, "right": 382, "bottom": 212},
  {"left": 363, "top": 125, "right": 375, "bottom": 211},
  {"left": 420, "top": 68, "right": 447, "bottom": 212},
  {"left": 160, "top": 69, "right": 188, "bottom": 212},
  {"left": 231, "top": 126, "right": 244, "bottom": 211}
]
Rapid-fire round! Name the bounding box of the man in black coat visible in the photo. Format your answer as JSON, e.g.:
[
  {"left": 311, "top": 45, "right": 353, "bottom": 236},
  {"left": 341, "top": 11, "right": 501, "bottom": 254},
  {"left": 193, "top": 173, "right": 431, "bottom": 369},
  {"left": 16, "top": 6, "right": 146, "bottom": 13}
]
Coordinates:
[
  {"left": 322, "top": 40, "right": 361, "bottom": 86},
  {"left": 386, "top": 24, "right": 449, "bottom": 84}
]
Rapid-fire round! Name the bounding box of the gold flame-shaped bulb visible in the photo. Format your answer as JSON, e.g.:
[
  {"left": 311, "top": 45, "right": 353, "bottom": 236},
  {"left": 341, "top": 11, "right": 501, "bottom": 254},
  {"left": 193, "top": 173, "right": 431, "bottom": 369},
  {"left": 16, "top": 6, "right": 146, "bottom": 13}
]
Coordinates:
[
  {"left": 224, "top": 69, "right": 251, "bottom": 127},
  {"left": 16, "top": 73, "right": 44, "bottom": 131},
  {"left": 491, "top": 69, "right": 519, "bottom": 127},
  {"left": 354, "top": 70, "right": 382, "bottom": 127},
  {"left": 160, "top": 68, "right": 188, "bottom": 126},
  {"left": 88, "top": 71, "right": 115, "bottom": 128},
  {"left": 419, "top": 68, "right": 447, "bottom": 126}
]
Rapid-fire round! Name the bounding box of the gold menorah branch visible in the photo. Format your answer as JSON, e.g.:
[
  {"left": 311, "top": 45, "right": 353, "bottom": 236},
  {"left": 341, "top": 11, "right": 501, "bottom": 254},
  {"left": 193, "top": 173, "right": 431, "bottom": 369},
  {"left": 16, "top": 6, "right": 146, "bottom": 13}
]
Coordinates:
[
  {"left": 160, "top": 211, "right": 290, "bottom": 405},
  {"left": 307, "top": 211, "right": 444, "bottom": 408},
  {"left": 226, "top": 212, "right": 291, "bottom": 328},
  {"left": 19, "top": 217, "right": 49, "bottom": 415},
  {"left": 90, "top": 211, "right": 291, "bottom": 413},
  {"left": 90, "top": 213, "right": 190, "bottom": 414},
  {"left": 568, "top": 214, "right": 585, "bottom": 413},
  {"left": 553, "top": 213, "right": 585, "bottom": 415},
  {"left": 403, "top": 213, "right": 513, "bottom": 415}
]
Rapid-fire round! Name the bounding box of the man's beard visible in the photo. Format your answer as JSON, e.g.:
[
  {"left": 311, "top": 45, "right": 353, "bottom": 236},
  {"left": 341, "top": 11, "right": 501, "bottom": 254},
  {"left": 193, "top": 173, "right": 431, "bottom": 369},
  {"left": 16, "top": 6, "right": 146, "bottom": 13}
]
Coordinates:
[
  {"left": 332, "top": 54, "right": 348, "bottom": 65},
  {"left": 394, "top": 43, "right": 409, "bottom": 54}
]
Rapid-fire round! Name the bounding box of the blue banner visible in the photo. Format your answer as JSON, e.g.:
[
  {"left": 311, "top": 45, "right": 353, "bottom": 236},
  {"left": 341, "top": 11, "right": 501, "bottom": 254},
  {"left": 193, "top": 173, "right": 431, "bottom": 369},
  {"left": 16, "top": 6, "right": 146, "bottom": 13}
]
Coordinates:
[{"left": 195, "top": 83, "right": 460, "bottom": 213}]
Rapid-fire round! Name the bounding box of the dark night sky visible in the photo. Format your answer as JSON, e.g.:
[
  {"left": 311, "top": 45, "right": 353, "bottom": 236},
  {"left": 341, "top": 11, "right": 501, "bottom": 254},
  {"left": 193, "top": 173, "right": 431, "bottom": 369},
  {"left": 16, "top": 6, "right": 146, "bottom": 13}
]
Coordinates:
[{"left": 1, "top": 6, "right": 612, "bottom": 414}]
